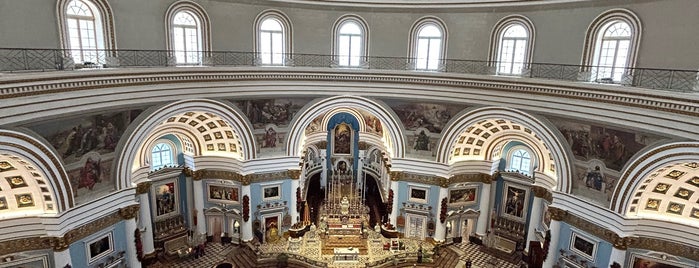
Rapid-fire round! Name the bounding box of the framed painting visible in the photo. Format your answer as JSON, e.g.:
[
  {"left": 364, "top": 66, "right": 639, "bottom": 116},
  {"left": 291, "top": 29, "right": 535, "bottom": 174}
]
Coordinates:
[
  {"left": 86, "top": 232, "right": 113, "bottom": 263},
  {"left": 333, "top": 123, "right": 352, "bottom": 155},
  {"left": 408, "top": 186, "right": 429, "bottom": 203},
  {"left": 630, "top": 254, "right": 691, "bottom": 268},
  {"left": 448, "top": 187, "right": 477, "bottom": 205},
  {"left": 569, "top": 232, "right": 597, "bottom": 261},
  {"left": 502, "top": 182, "right": 528, "bottom": 221},
  {"left": 152, "top": 179, "right": 178, "bottom": 220},
  {"left": 262, "top": 184, "right": 281, "bottom": 201},
  {"left": 542, "top": 202, "right": 552, "bottom": 230},
  {"left": 207, "top": 183, "right": 240, "bottom": 204}
]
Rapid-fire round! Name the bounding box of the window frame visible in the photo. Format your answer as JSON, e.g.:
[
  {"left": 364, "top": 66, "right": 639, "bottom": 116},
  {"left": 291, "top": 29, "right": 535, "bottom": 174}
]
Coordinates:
[
  {"left": 57, "top": 0, "right": 116, "bottom": 65},
  {"left": 408, "top": 16, "right": 448, "bottom": 71},
  {"left": 506, "top": 146, "right": 536, "bottom": 176},
  {"left": 488, "top": 15, "right": 535, "bottom": 76},
  {"left": 150, "top": 140, "right": 178, "bottom": 171},
  {"left": 581, "top": 8, "right": 642, "bottom": 83},
  {"left": 253, "top": 10, "right": 293, "bottom": 66},
  {"left": 171, "top": 10, "right": 202, "bottom": 65},
  {"left": 332, "top": 15, "right": 369, "bottom": 68},
  {"left": 164, "top": 0, "right": 212, "bottom": 66}
]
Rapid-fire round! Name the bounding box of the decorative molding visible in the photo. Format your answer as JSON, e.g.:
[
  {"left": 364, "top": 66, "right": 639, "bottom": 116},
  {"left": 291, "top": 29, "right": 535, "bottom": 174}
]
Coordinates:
[
  {"left": 532, "top": 186, "right": 552, "bottom": 202},
  {"left": 0, "top": 204, "right": 138, "bottom": 255},
  {"left": 135, "top": 181, "right": 152, "bottom": 195},
  {"left": 389, "top": 171, "right": 447, "bottom": 187},
  {"left": 554, "top": 207, "right": 699, "bottom": 261},
  {"left": 449, "top": 173, "right": 492, "bottom": 184},
  {"left": 2, "top": 70, "right": 698, "bottom": 119},
  {"left": 183, "top": 168, "right": 300, "bottom": 185}
]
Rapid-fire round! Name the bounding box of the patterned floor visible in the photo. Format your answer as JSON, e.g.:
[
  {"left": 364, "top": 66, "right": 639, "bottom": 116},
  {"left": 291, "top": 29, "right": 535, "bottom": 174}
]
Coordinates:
[
  {"left": 146, "top": 236, "right": 520, "bottom": 268},
  {"left": 450, "top": 242, "right": 519, "bottom": 268}
]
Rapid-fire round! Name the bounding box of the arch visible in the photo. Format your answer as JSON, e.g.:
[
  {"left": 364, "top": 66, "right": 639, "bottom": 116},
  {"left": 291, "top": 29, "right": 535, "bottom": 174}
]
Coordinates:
[
  {"left": 253, "top": 9, "right": 293, "bottom": 65},
  {"left": 165, "top": 0, "right": 212, "bottom": 63},
  {"left": 581, "top": 8, "right": 642, "bottom": 78},
  {"left": 408, "top": 16, "right": 448, "bottom": 71},
  {"left": 488, "top": 14, "right": 536, "bottom": 75},
  {"left": 0, "top": 129, "right": 74, "bottom": 212},
  {"left": 331, "top": 14, "right": 370, "bottom": 67},
  {"left": 56, "top": 0, "right": 117, "bottom": 62},
  {"left": 286, "top": 96, "right": 406, "bottom": 159},
  {"left": 611, "top": 141, "right": 699, "bottom": 214},
  {"left": 437, "top": 107, "right": 573, "bottom": 192},
  {"left": 114, "top": 99, "right": 255, "bottom": 189}
]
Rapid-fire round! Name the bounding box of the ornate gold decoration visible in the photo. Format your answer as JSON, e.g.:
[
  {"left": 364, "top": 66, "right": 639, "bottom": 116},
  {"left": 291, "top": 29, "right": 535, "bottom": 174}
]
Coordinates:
[
  {"left": 119, "top": 204, "right": 140, "bottom": 219},
  {"left": 627, "top": 237, "right": 699, "bottom": 262},
  {"left": 135, "top": 181, "right": 152, "bottom": 195},
  {"left": 449, "top": 173, "right": 491, "bottom": 184},
  {"left": 0, "top": 204, "right": 137, "bottom": 255},
  {"left": 183, "top": 169, "right": 302, "bottom": 185},
  {"left": 288, "top": 169, "right": 301, "bottom": 180},
  {"left": 547, "top": 207, "right": 567, "bottom": 221},
  {"left": 387, "top": 171, "right": 447, "bottom": 187},
  {"left": 532, "top": 186, "right": 549, "bottom": 198}
]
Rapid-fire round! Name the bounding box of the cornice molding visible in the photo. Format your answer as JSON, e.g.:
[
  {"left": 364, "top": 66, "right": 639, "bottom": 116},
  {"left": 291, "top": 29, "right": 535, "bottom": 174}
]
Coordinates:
[
  {"left": 449, "top": 172, "right": 492, "bottom": 184},
  {"left": 551, "top": 207, "right": 699, "bottom": 261},
  {"left": 0, "top": 204, "right": 139, "bottom": 255},
  {"left": 182, "top": 168, "right": 301, "bottom": 185},
  {"left": 2, "top": 70, "right": 697, "bottom": 119},
  {"left": 135, "top": 181, "right": 152, "bottom": 195},
  {"left": 532, "top": 185, "right": 553, "bottom": 202}
]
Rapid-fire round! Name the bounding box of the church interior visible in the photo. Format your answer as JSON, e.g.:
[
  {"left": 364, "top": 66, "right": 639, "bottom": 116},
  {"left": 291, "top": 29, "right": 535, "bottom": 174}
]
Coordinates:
[{"left": 1, "top": 0, "right": 698, "bottom": 267}]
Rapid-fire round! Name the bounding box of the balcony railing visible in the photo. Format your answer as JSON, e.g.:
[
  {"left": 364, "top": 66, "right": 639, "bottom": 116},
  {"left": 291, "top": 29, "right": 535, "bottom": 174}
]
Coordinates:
[{"left": 1, "top": 48, "right": 697, "bottom": 92}]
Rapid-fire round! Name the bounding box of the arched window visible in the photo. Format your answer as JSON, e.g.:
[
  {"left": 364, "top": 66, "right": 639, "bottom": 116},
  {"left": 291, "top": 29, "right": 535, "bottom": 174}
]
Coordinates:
[
  {"left": 254, "top": 10, "right": 292, "bottom": 66},
  {"left": 151, "top": 143, "right": 173, "bottom": 170},
  {"left": 409, "top": 17, "right": 447, "bottom": 71},
  {"left": 333, "top": 15, "right": 369, "bottom": 67},
  {"left": 582, "top": 9, "right": 641, "bottom": 83},
  {"left": 58, "top": 0, "right": 116, "bottom": 65},
  {"left": 165, "top": 1, "right": 212, "bottom": 65},
  {"left": 172, "top": 11, "right": 201, "bottom": 64},
  {"left": 593, "top": 21, "right": 632, "bottom": 81},
  {"left": 510, "top": 149, "right": 531, "bottom": 175},
  {"left": 489, "top": 15, "right": 535, "bottom": 75}
]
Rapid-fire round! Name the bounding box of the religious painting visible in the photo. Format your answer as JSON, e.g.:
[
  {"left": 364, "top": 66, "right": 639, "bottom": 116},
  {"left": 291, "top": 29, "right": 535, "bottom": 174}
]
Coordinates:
[
  {"left": 0, "top": 196, "right": 7, "bottom": 210},
  {"left": 264, "top": 215, "right": 281, "bottom": 243},
  {"left": 234, "top": 98, "right": 309, "bottom": 129},
  {"left": 631, "top": 255, "right": 691, "bottom": 268},
  {"left": 152, "top": 179, "right": 178, "bottom": 219},
  {"left": 502, "top": 183, "right": 528, "bottom": 221},
  {"left": 571, "top": 162, "right": 619, "bottom": 207},
  {"left": 413, "top": 130, "right": 430, "bottom": 151},
  {"left": 70, "top": 155, "right": 106, "bottom": 191},
  {"left": 409, "top": 186, "right": 429, "bottom": 203},
  {"left": 550, "top": 117, "right": 665, "bottom": 171},
  {"left": 361, "top": 112, "right": 383, "bottom": 135},
  {"left": 542, "top": 202, "right": 552, "bottom": 229},
  {"left": 448, "top": 187, "right": 477, "bottom": 205},
  {"left": 87, "top": 232, "right": 113, "bottom": 263},
  {"left": 15, "top": 193, "right": 34, "bottom": 208},
  {"left": 305, "top": 114, "right": 325, "bottom": 135},
  {"left": 386, "top": 100, "right": 467, "bottom": 133},
  {"left": 207, "top": 183, "right": 240, "bottom": 204},
  {"left": 333, "top": 123, "right": 352, "bottom": 154},
  {"left": 570, "top": 232, "right": 597, "bottom": 261},
  {"left": 262, "top": 126, "right": 277, "bottom": 148},
  {"left": 262, "top": 184, "right": 281, "bottom": 201}
]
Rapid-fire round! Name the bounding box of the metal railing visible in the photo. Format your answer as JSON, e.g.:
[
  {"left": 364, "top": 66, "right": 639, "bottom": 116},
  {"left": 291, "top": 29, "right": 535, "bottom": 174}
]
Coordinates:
[{"left": 1, "top": 48, "right": 697, "bottom": 92}]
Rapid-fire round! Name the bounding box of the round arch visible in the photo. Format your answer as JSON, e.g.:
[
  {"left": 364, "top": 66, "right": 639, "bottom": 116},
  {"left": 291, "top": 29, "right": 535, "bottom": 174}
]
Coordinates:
[
  {"left": 437, "top": 106, "right": 573, "bottom": 192},
  {"left": 0, "top": 129, "right": 74, "bottom": 212},
  {"left": 114, "top": 99, "right": 255, "bottom": 189},
  {"left": 285, "top": 95, "right": 406, "bottom": 159},
  {"left": 611, "top": 141, "right": 699, "bottom": 214}
]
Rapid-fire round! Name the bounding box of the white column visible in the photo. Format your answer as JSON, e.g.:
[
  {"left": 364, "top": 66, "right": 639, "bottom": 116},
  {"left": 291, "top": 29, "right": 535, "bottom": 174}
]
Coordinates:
[
  {"left": 608, "top": 246, "right": 627, "bottom": 267},
  {"left": 53, "top": 248, "right": 71, "bottom": 268},
  {"left": 241, "top": 184, "right": 253, "bottom": 242},
  {"left": 136, "top": 183, "right": 154, "bottom": 255},
  {"left": 192, "top": 179, "right": 206, "bottom": 237},
  {"left": 434, "top": 187, "right": 449, "bottom": 242},
  {"left": 290, "top": 178, "right": 300, "bottom": 223},
  {"left": 125, "top": 217, "right": 141, "bottom": 268},
  {"left": 475, "top": 182, "right": 492, "bottom": 236},
  {"left": 389, "top": 180, "right": 399, "bottom": 225},
  {"left": 525, "top": 192, "right": 544, "bottom": 252},
  {"left": 542, "top": 209, "right": 563, "bottom": 268}
]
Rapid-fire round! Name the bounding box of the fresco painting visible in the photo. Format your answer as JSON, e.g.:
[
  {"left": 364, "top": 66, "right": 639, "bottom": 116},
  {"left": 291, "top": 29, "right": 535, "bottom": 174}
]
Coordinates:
[
  {"left": 234, "top": 98, "right": 310, "bottom": 129},
  {"left": 551, "top": 118, "right": 664, "bottom": 171},
  {"left": 571, "top": 162, "right": 619, "bottom": 207},
  {"left": 386, "top": 100, "right": 466, "bottom": 133}
]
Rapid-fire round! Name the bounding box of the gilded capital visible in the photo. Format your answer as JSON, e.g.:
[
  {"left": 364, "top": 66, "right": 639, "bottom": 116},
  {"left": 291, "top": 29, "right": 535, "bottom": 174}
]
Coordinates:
[
  {"left": 611, "top": 235, "right": 632, "bottom": 250},
  {"left": 135, "top": 181, "right": 152, "bottom": 195},
  {"left": 438, "top": 177, "right": 449, "bottom": 188},
  {"left": 389, "top": 171, "right": 402, "bottom": 181},
  {"left": 548, "top": 207, "right": 567, "bottom": 221},
  {"left": 288, "top": 169, "right": 301, "bottom": 180},
  {"left": 119, "top": 204, "right": 140, "bottom": 220},
  {"left": 532, "top": 186, "right": 550, "bottom": 198},
  {"left": 51, "top": 237, "right": 70, "bottom": 251}
]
